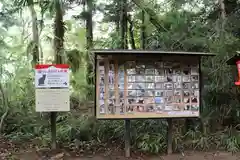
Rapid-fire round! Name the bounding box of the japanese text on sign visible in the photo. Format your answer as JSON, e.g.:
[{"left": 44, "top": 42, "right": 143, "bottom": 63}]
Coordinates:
[{"left": 35, "top": 64, "right": 69, "bottom": 88}]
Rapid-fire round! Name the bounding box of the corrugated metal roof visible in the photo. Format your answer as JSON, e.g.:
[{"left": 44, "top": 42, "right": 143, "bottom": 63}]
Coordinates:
[
  {"left": 226, "top": 52, "right": 240, "bottom": 65},
  {"left": 92, "top": 49, "right": 216, "bottom": 56}
]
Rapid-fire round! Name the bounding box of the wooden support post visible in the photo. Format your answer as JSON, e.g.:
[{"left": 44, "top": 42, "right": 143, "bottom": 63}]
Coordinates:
[
  {"left": 51, "top": 112, "right": 57, "bottom": 149},
  {"left": 123, "top": 63, "right": 130, "bottom": 157},
  {"left": 104, "top": 59, "right": 109, "bottom": 114},
  {"left": 114, "top": 60, "right": 120, "bottom": 114},
  {"left": 39, "top": 51, "right": 58, "bottom": 149},
  {"left": 125, "top": 119, "right": 131, "bottom": 157},
  {"left": 167, "top": 118, "right": 173, "bottom": 154},
  {"left": 96, "top": 60, "right": 100, "bottom": 115},
  {"left": 123, "top": 64, "right": 127, "bottom": 114}
]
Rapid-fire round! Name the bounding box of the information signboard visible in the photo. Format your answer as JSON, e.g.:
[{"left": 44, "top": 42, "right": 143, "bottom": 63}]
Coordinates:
[
  {"left": 35, "top": 64, "right": 70, "bottom": 112},
  {"left": 35, "top": 88, "right": 70, "bottom": 112},
  {"left": 93, "top": 50, "right": 214, "bottom": 119}
]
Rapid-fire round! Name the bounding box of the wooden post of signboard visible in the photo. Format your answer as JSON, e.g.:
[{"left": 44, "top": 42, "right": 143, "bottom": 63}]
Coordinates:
[
  {"left": 167, "top": 118, "right": 173, "bottom": 154},
  {"left": 124, "top": 63, "right": 131, "bottom": 157},
  {"left": 125, "top": 119, "right": 131, "bottom": 157},
  {"left": 51, "top": 112, "right": 57, "bottom": 149},
  {"left": 38, "top": 58, "right": 57, "bottom": 149}
]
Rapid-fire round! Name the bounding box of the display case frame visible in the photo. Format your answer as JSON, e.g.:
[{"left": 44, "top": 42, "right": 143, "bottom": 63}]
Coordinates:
[{"left": 94, "top": 50, "right": 215, "bottom": 119}]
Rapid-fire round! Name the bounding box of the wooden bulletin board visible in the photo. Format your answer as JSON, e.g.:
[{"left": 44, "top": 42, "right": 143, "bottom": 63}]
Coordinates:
[{"left": 94, "top": 50, "right": 214, "bottom": 119}]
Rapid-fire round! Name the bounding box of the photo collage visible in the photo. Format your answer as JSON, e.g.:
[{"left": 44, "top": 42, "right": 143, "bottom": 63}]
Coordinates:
[{"left": 98, "top": 60, "right": 200, "bottom": 117}]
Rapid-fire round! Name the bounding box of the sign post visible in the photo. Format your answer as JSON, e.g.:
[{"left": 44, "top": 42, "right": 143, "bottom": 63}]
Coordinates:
[{"left": 35, "top": 64, "right": 70, "bottom": 148}]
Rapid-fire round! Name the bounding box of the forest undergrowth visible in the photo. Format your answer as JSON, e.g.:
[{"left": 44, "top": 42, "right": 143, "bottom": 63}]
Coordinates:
[
  {"left": 1, "top": 99, "right": 240, "bottom": 155},
  {"left": 1, "top": 61, "right": 240, "bottom": 155},
  {"left": 1, "top": 0, "right": 240, "bottom": 157}
]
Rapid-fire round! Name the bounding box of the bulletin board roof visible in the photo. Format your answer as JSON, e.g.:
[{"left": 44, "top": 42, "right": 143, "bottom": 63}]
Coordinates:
[
  {"left": 92, "top": 49, "right": 216, "bottom": 56},
  {"left": 226, "top": 52, "right": 240, "bottom": 65}
]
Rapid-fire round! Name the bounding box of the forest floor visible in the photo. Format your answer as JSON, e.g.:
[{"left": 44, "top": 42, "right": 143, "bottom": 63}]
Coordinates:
[{"left": 0, "top": 137, "right": 239, "bottom": 160}]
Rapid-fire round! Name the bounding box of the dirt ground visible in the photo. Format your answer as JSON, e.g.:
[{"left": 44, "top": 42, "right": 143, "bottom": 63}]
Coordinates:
[
  {"left": 0, "top": 137, "right": 239, "bottom": 160},
  {"left": 3, "top": 149, "right": 240, "bottom": 160},
  {"left": 69, "top": 152, "right": 240, "bottom": 160}
]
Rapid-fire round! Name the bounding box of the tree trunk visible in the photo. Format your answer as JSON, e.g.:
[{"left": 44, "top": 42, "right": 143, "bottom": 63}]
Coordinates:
[
  {"left": 116, "top": 21, "right": 120, "bottom": 34},
  {"left": 218, "top": 0, "right": 226, "bottom": 45},
  {"left": 131, "top": 0, "right": 168, "bottom": 33},
  {"left": 28, "top": 0, "right": 40, "bottom": 65},
  {"left": 219, "top": 0, "right": 226, "bottom": 22},
  {"left": 54, "top": 0, "right": 64, "bottom": 64},
  {"left": 120, "top": 0, "right": 128, "bottom": 49},
  {"left": 141, "top": 10, "right": 146, "bottom": 49},
  {"left": 86, "top": 0, "right": 93, "bottom": 50},
  {"left": 127, "top": 15, "right": 136, "bottom": 49},
  {"left": 86, "top": 0, "right": 94, "bottom": 85},
  {"left": 115, "top": 0, "right": 121, "bottom": 49},
  {"left": 0, "top": 65, "right": 8, "bottom": 133},
  {"left": 124, "top": 1, "right": 128, "bottom": 49}
]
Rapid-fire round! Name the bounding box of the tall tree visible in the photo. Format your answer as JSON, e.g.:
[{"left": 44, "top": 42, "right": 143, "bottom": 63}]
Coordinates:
[
  {"left": 27, "top": 0, "right": 40, "bottom": 66},
  {"left": 140, "top": 10, "right": 146, "bottom": 49},
  {"left": 86, "top": 0, "right": 93, "bottom": 50},
  {"left": 120, "top": 0, "right": 128, "bottom": 49},
  {"left": 127, "top": 14, "right": 136, "bottom": 49},
  {"left": 54, "top": 0, "right": 65, "bottom": 64},
  {"left": 52, "top": 0, "right": 65, "bottom": 149},
  {"left": 86, "top": 0, "right": 94, "bottom": 85}
]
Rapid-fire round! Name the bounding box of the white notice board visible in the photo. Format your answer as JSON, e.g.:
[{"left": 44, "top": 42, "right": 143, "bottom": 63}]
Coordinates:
[
  {"left": 35, "top": 64, "right": 69, "bottom": 88},
  {"left": 35, "top": 88, "right": 70, "bottom": 112}
]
